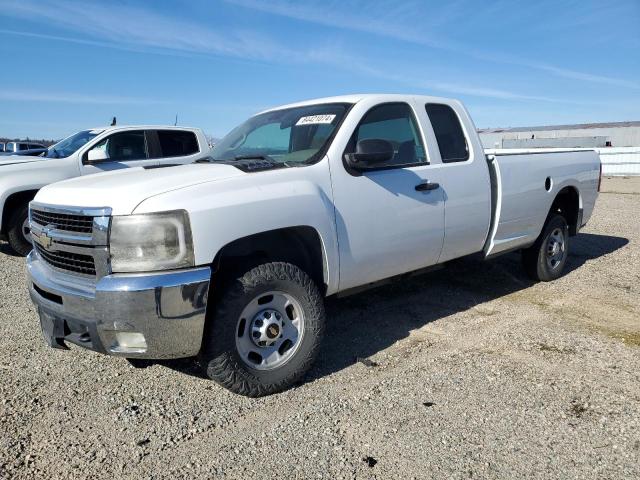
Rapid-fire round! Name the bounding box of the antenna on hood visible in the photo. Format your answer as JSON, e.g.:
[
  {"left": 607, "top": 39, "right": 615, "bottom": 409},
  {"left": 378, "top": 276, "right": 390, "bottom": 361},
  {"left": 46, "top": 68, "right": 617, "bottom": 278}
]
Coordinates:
[{"left": 110, "top": 116, "right": 117, "bottom": 126}]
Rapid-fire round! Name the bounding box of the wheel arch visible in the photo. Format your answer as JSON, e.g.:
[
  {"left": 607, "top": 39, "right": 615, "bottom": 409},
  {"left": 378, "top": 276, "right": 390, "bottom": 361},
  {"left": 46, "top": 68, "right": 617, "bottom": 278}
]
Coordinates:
[
  {"left": 211, "top": 226, "right": 329, "bottom": 295},
  {"left": 1, "top": 189, "right": 39, "bottom": 235},
  {"left": 549, "top": 185, "right": 581, "bottom": 236}
]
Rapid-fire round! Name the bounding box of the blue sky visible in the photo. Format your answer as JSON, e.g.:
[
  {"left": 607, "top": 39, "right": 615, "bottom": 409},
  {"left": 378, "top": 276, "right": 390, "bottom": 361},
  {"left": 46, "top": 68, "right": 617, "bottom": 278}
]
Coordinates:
[{"left": 1, "top": 0, "right": 639, "bottom": 140}]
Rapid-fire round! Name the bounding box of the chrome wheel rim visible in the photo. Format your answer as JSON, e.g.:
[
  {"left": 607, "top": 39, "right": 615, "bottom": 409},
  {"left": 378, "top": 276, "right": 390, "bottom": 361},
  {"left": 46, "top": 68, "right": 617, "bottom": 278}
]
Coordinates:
[
  {"left": 21, "top": 217, "right": 31, "bottom": 244},
  {"left": 546, "top": 227, "right": 566, "bottom": 270},
  {"left": 235, "top": 291, "right": 305, "bottom": 371}
]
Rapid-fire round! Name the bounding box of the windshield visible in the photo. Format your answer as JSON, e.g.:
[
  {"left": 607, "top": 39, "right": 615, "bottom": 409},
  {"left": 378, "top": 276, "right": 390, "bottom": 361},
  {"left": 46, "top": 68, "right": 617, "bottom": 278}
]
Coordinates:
[
  {"left": 210, "top": 103, "right": 351, "bottom": 165},
  {"left": 45, "top": 129, "right": 102, "bottom": 158}
]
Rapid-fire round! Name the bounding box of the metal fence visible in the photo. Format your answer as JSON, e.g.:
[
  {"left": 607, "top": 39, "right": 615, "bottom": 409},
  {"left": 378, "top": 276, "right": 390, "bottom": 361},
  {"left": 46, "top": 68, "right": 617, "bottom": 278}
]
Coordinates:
[{"left": 597, "top": 147, "right": 640, "bottom": 176}]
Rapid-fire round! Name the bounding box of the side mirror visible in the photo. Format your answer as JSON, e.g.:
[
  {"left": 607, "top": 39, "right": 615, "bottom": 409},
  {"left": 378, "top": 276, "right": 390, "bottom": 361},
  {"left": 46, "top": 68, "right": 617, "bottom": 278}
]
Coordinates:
[
  {"left": 345, "top": 139, "right": 394, "bottom": 169},
  {"left": 87, "top": 148, "right": 109, "bottom": 163}
]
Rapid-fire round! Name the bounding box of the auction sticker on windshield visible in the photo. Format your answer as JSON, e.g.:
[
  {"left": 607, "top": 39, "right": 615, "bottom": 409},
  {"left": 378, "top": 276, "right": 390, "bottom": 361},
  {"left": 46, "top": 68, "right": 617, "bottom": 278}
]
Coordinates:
[{"left": 296, "top": 114, "right": 336, "bottom": 126}]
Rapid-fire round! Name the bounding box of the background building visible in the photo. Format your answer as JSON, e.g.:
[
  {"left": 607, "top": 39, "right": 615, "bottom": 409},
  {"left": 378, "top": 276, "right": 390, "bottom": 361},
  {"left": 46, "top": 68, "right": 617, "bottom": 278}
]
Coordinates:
[{"left": 479, "top": 121, "right": 640, "bottom": 176}]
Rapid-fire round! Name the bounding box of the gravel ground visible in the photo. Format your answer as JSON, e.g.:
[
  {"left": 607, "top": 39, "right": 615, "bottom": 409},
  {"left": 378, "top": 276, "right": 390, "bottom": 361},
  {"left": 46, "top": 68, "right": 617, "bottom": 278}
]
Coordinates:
[{"left": 1, "top": 178, "right": 639, "bottom": 479}]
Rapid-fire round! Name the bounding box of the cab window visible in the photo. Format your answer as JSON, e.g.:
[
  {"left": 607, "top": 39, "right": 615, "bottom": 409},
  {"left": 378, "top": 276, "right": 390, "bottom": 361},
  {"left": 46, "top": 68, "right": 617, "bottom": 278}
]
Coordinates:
[
  {"left": 87, "top": 131, "right": 147, "bottom": 162},
  {"left": 425, "top": 104, "right": 469, "bottom": 163},
  {"left": 347, "top": 103, "right": 427, "bottom": 167},
  {"left": 156, "top": 130, "right": 199, "bottom": 157}
]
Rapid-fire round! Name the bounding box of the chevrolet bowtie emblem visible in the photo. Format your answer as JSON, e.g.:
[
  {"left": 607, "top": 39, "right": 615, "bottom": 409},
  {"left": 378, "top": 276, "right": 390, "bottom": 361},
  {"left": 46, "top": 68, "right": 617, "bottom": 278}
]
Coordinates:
[{"left": 34, "top": 230, "right": 53, "bottom": 249}]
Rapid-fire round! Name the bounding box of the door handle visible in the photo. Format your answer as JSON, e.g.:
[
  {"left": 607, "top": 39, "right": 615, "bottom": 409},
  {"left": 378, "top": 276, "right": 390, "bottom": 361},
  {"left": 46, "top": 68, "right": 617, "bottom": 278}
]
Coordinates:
[{"left": 415, "top": 181, "right": 439, "bottom": 192}]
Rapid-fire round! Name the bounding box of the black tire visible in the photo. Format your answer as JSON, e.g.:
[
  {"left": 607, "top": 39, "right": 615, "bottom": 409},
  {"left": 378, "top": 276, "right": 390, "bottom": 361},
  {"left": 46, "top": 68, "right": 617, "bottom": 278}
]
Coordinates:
[
  {"left": 7, "top": 205, "right": 32, "bottom": 256},
  {"left": 126, "top": 358, "right": 154, "bottom": 369},
  {"left": 522, "top": 214, "right": 569, "bottom": 282},
  {"left": 201, "top": 262, "right": 325, "bottom": 397}
]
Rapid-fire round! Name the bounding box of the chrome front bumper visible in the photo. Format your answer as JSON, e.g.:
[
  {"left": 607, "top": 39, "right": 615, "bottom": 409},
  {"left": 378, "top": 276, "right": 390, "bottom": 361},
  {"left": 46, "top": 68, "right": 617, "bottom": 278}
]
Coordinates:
[{"left": 27, "top": 251, "right": 211, "bottom": 359}]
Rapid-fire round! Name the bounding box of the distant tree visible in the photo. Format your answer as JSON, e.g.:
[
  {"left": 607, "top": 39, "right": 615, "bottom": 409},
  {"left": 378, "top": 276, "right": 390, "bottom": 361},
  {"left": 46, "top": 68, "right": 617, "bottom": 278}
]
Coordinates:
[{"left": 0, "top": 136, "right": 58, "bottom": 146}]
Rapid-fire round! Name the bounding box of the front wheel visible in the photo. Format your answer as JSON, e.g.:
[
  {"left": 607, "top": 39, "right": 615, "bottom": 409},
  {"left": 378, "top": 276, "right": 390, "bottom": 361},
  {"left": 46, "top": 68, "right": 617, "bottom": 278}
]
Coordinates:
[
  {"left": 7, "top": 205, "right": 32, "bottom": 256},
  {"left": 522, "top": 214, "right": 569, "bottom": 281},
  {"left": 201, "top": 262, "right": 325, "bottom": 397}
]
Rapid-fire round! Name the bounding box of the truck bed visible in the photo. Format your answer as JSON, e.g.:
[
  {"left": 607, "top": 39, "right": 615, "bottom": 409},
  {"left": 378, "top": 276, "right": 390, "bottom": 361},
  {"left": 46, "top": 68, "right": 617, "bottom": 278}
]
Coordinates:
[{"left": 483, "top": 148, "right": 600, "bottom": 257}]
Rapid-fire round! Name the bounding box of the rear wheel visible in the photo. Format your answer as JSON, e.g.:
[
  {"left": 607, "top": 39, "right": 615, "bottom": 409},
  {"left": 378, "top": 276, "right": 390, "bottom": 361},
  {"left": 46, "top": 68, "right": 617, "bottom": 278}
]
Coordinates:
[
  {"left": 7, "top": 205, "right": 32, "bottom": 256},
  {"left": 201, "top": 262, "right": 325, "bottom": 397},
  {"left": 522, "top": 214, "right": 569, "bottom": 281}
]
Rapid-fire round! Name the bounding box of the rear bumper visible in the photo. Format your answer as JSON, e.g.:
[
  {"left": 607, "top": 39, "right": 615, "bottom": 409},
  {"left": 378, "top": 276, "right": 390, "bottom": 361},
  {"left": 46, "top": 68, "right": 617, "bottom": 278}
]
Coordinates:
[{"left": 27, "top": 251, "right": 211, "bottom": 359}]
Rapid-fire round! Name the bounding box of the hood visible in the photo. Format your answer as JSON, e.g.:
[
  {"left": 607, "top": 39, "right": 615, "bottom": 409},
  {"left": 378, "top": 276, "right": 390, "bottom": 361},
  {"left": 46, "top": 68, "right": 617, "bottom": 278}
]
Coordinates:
[
  {"left": 0, "top": 155, "right": 47, "bottom": 166},
  {"left": 34, "top": 163, "right": 245, "bottom": 215}
]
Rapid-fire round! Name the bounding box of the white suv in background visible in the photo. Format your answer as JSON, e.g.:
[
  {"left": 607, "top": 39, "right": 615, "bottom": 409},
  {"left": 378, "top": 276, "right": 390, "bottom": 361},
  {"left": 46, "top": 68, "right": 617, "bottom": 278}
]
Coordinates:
[
  {"left": 2, "top": 141, "right": 46, "bottom": 153},
  {"left": 0, "top": 126, "right": 211, "bottom": 255}
]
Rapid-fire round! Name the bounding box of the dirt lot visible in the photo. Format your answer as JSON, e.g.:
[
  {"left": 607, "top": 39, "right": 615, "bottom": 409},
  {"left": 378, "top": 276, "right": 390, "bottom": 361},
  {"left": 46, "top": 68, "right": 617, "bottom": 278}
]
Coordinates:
[{"left": 1, "top": 178, "right": 639, "bottom": 479}]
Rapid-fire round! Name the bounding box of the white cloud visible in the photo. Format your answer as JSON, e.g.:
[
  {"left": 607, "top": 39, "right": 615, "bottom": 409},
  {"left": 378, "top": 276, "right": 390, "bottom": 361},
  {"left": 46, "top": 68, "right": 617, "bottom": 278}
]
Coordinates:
[
  {"left": 225, "top": 0, "right": 640, "bottom": 90},
  {"left": 224, "top": 0, "right": 453, "bottom": 50},
  {"left": 0, "top": 89, "right": 167, "bottom": 105},
  {"left": 1, "top": 0, "right": 299, "bottom": 62},
  {"left": 2, "top": 0, "right": 629, "bottom": 106},
  {"left": 312, "top": 50, "right": 576, "bottom": 104},
  {"left": 528, "top": 63, "right": 640, "bottom": 90}
]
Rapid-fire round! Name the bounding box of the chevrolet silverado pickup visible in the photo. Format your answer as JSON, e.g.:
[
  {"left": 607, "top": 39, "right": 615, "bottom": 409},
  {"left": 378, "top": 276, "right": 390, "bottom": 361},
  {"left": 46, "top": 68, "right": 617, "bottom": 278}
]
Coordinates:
[
  {"left": 0, "top": 126, "right": 211, "bottom": 255},
  {"left": 26, "top": 94, "right": 600, "bottom": 397}
]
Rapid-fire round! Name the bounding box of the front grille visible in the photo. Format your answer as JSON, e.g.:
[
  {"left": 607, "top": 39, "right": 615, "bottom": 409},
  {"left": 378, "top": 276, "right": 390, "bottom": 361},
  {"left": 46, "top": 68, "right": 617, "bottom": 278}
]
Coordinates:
[
  {"left": 31, "top": 209, "right": 94, "bottom": 233},
  {"left": 34, "top": 244, "right": 96, "bottom": 276}
]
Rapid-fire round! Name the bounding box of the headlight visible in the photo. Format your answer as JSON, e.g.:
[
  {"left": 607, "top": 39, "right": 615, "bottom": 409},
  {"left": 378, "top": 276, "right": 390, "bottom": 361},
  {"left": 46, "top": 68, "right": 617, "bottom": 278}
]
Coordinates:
[{"left": 109, "top": 210, "right": 195, "bottom": 272}]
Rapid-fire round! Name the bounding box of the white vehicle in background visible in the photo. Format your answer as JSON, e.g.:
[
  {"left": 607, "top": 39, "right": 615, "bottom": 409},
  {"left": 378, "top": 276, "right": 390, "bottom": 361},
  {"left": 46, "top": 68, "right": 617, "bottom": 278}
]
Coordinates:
[
  {"left": 27, "top": 94, "right": 600, "bottom": 397},
  {"left": 2, "top": 141, "right": 46, "bottom": 154},
  {"left": 0, "top": 126, "right": 211, "bottom": 255}
]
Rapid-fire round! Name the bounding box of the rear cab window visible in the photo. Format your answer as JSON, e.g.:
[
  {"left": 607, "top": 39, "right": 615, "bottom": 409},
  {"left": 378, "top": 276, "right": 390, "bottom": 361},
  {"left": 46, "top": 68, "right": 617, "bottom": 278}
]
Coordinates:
[
  {"left": 425, "top": 104, "right": 469, "bottom": 163},
  {"left": 156, "top": 130, "right": 199, "bottom": 158}
]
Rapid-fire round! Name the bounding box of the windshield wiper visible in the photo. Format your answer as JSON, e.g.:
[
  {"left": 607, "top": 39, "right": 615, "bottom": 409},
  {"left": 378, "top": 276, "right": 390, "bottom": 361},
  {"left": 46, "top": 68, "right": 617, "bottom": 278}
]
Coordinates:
[
  {"left": 196, "top": 154, "right": 285, "bottom": 168},
  {"left": 194, "top": 156, "right": 217, "bottom": 163},
  {"left": 233, "top": 154, "right": 275, "bottom": 162}
]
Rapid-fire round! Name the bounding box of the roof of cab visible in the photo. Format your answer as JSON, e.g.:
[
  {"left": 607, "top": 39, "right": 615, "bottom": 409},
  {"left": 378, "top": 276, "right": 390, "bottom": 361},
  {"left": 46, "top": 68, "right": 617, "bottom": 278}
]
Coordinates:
[
  {"left": 257, "top": 93, "right": 459, "bottom": 114},
  {"left": 83, "top": 125, "right": 202, "bottom": 133}
]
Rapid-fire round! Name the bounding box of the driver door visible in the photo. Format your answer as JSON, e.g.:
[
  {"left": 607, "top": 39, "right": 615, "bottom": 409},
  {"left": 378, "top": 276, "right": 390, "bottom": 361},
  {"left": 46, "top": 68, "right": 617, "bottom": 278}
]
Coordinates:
[
  {"left": 81, "top": 130, "right": 158, "bottom": 175},
  {"left": 331, "top": 102, "right": 446, "bottom": 291}
]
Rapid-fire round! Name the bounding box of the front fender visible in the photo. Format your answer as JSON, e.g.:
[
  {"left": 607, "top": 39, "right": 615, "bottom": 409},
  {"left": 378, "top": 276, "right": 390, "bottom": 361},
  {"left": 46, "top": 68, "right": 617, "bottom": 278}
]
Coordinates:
[{"left": 133, "top": 161, "right": 340, "bottom": 294}]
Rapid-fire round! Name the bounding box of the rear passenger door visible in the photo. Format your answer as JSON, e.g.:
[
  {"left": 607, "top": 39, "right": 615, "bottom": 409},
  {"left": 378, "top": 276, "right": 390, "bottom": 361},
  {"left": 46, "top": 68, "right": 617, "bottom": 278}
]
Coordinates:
[
  {"left": 418, "top": 102, "right": 491, "bottom": 262},
  {"left": 147, "top": 129, "right": 201, "bottom": 165},
  {"left": 81, "top": 130, "right": 158, "bottom": 174}
]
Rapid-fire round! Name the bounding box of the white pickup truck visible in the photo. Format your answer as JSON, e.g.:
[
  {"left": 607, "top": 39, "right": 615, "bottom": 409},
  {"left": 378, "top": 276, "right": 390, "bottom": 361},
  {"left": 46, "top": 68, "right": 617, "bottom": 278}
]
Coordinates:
[
  {"left": 0, "top": 126, "right": 211, "bottom": 255},
  {"left": 27, "top": 94, "right": 600, "bottom": 397}
]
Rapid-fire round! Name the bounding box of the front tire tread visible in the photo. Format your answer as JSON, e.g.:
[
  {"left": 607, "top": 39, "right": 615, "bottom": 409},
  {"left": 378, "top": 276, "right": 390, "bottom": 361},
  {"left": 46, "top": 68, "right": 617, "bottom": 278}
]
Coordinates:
[{"left": 202, "top": 262, "right": 324, "bottom": 397}]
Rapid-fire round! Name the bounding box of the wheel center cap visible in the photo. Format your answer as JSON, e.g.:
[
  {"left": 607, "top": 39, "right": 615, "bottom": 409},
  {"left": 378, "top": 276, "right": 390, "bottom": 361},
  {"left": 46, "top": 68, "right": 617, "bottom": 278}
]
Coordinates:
[
  {"left": 266, "top": 324, "right": 280, "bottom": 339},
  {"left": 250, "top": 309, "right": 284, "bottom": 348}
]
